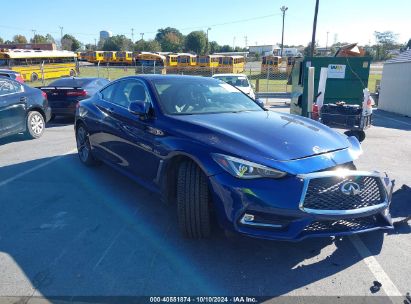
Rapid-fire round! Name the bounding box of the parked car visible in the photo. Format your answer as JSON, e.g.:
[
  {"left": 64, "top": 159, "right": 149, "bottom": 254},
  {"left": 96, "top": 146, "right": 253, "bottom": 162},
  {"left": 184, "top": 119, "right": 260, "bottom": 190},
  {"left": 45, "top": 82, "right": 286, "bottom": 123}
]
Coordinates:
[
  {"left": 0, "top": 69, "right": 25, "bottom": 83},
  {"left": 39, "top": 77, "right": 110, "bottom": 120},
  {"left": 0, "top": 76, "right": 51, "bottom": 139},
  {"left": 212, "top": 73, "right": 256, "bottom": 99},
  {"left": 75, "top": 75, "right": 394, "bottom": 241}
]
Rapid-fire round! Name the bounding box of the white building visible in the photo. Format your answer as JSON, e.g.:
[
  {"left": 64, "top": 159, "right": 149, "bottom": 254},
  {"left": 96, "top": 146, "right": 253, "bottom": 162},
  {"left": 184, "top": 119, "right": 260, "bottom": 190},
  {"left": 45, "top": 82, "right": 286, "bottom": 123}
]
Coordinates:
[
  {"left": 248, "top": 45, "right": 280, "bottom": 56},
  {"left": 378, "top": 49, "right": 411, "bottom": 117}
]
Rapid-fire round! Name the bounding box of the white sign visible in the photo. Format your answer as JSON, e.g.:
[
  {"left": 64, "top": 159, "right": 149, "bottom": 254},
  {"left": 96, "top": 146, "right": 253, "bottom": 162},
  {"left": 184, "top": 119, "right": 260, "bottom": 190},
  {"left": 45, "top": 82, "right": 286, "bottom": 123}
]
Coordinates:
[{"left": 327, "top": 64, "right": 346, "bottom": 79}]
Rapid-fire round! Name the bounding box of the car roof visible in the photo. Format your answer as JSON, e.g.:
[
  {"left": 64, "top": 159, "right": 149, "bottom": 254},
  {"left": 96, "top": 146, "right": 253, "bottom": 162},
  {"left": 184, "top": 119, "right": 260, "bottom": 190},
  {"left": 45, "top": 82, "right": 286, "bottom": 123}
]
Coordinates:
[
  {"left": 0, "top": 69, "right": 19, "bottom": 74},
  {"left": 118, "top": 74, "right": 215, "bottom": 82},
  {"left": 212, "top": 73, "right": 247, "bottom": 77}
]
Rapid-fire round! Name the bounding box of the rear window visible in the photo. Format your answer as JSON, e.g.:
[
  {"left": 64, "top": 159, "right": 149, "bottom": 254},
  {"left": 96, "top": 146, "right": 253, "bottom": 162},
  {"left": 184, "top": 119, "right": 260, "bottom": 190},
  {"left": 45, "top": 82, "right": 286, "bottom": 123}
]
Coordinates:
[{"left": 49, "top": 78, "right": 94, "bottom": 87}]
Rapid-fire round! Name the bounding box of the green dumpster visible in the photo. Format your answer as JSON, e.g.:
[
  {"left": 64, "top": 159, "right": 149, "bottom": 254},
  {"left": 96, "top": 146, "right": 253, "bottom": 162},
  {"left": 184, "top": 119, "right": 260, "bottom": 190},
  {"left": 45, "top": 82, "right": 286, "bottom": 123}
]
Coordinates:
[{"left": 290, "top": 56, "right": 371, "bottom": 117}]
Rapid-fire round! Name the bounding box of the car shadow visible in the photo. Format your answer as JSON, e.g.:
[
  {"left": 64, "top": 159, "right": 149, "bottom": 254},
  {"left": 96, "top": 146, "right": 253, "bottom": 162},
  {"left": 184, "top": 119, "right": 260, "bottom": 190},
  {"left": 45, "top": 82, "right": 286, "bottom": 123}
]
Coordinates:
[
  {"left": 388, "top": 185, "right": 411, "bottom": 235},
  {"left": 0, "top": 154, "right": 404, "bottom": 300},
  {"left": 46, "top": 116, "right": 75, "bottom": 129},
  {"left": 0, "top": 133, "right": 29, "bottom": 145}
]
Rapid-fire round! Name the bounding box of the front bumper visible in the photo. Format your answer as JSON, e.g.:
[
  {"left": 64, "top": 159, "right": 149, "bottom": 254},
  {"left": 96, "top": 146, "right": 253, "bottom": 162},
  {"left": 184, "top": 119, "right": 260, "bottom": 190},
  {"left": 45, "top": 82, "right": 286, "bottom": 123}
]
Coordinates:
[{"left": 209, "top": 170, "right": 394, "bottom": 241}]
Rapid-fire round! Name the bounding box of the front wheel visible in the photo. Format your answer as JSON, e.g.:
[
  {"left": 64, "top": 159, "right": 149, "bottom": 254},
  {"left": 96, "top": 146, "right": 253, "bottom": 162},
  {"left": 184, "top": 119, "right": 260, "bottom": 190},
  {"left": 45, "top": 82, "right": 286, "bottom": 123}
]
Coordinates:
[
  {"left": 76, "top": 124, "right": 99, "bottom": 166},
  {"left": 25, "top": 111, "right": 45, "bottom": 139},
  {"left": 177, "top": 161, "right": 212, "bottom": 239}
]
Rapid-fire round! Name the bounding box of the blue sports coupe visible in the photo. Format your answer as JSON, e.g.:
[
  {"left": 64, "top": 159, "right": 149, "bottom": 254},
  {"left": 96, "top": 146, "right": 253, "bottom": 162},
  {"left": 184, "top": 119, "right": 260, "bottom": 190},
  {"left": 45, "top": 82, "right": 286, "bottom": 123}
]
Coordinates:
[{"left": 75, "top": 75, "right": 394, "bottom": 241}]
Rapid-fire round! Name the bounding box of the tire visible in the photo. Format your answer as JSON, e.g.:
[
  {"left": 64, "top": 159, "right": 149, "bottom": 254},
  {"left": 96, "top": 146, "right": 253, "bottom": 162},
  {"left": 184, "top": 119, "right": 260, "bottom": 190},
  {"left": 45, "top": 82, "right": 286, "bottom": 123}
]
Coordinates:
[
  {"left": 30, "top": 73, "right": 39, "bottom": 82},
  {"left": 75, "top": 124, "right": 99, "bottom": 166},
  {"left": 25, "top": 111, "right": 45, "bottom": 139},
  {"left": 177, "top": 161, "right": 211, "bottom": 239}
]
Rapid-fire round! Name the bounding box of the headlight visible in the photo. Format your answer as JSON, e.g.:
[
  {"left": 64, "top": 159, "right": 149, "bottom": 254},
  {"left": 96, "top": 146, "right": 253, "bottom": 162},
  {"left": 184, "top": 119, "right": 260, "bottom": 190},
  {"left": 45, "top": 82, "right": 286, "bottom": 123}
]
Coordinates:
[{"left": 212, "top": 153, "right": 286, "bottom": 179}]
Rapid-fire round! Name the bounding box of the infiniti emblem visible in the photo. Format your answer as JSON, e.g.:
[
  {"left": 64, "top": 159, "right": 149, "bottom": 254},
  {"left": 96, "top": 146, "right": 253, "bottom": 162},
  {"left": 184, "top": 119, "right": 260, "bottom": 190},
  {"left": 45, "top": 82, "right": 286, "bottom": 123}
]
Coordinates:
[{"left": 340, "top": 181, "right": 361, "bottom": 195}]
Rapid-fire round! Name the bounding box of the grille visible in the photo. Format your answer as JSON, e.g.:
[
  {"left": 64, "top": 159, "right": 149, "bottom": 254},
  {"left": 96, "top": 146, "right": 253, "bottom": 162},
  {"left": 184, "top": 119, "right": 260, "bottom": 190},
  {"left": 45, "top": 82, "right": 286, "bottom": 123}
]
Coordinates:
[
  {"left": 303, "top": 216, "right": 378, "bottom": 233},
  {"left": 302, "top": 176, "right": 385, "bottom": 211}
]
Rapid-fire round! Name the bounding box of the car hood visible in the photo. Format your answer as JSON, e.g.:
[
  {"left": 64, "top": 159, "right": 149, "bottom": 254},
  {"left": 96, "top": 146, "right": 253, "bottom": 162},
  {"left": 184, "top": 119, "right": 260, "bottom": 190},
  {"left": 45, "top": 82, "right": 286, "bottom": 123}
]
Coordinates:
[{"left": 172, "top": 110, "right": 350, "bottom": 162}]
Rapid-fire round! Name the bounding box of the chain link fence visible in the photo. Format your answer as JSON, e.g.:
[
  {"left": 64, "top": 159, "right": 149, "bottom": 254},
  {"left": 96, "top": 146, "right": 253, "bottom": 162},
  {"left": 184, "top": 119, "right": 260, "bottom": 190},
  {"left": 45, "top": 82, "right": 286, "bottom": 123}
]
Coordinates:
[
  {"left": 30, "top": 61, "right": 381, "bottom": 93},
  {"left": 76, "top": 62, "right": 292, "bottom": 93}
]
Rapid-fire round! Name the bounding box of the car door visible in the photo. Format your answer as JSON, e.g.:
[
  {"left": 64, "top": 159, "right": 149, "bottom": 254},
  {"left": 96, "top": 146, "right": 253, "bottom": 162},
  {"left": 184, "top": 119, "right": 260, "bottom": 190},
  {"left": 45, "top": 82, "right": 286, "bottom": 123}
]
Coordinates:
[
  {"left": 94, "top": 79, "right": 161, "bottom": 183},
  {"left": 0, "top": 78, "right": 26, "bottom": 137}
]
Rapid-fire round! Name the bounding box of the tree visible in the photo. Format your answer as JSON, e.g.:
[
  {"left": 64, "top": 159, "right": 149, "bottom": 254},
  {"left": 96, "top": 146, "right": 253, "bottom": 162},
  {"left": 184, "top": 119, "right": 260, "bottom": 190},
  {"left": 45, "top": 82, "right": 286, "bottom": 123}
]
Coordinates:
[
  {"left": 13, "top": 35, "right": 28, "bottom": 44},
  {"left": 304, "top": 42, "right": 318, "bottom": 56},
  {"left": 155, "top": 27, "right": 184, "bottom": 46},
  {"left": 220, "top": 45, "right": 233, "bottom": 52},
  {"left": 209, "top": 41, "right": 220, "bottom": 53},
  {"left": 161, "top": 32, "right": 183, "bottom": 52},
  {"left": 185, "top": 31, "right": 207, "bottom": 54},
  {"left": 103, "top": 35, "right": 133, "bottom": 51},
  {"left": 45, "top": 34, "right": 55, "bottom": 44},
  {"left": 407, "top": 39, "right": 411, "bottom": 50},
  {"left": 0, "top": 37, "right": 3, "bottom": 44},
  {"left": 134, "top": 39, "right": 161, "bottom": 52},
  {"left": 61, "top": 34, "right": 81, "bottom": 51},
  {"left": 30, "top": 34, "right": 48, "bottom": 43},
  {"left": 85, "top": 43, "right": 96, "bottom": 51},
  {"left": 374, "top": 31, "right": 399, "bottom": 60}
]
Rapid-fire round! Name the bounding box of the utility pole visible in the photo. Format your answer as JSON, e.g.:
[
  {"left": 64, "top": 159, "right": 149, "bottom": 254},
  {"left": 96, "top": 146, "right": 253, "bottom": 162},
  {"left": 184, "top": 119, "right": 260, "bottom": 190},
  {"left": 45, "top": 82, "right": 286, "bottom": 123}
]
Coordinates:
[
  {"left": 280, "top": 6, "right": 288, "bottom": 57},
  {"left": 140, "top": 33, "right": 144, "bottom": 41},
  {"left": 325, "top": 31, "right": 329, "bottom": 52},
  {"left": 59, "top": 26, "right": 63, "bottom": 50},
  {"left": 131, "top": 28, "right": 134, "bottom": 42},
  {"left": 206, "top": 28, "right": 211, "bottom": 54},
  {"left": 244, "top": 36, "right": 248, "bottom": 48},
  {"left": 310, "top": 0, "right": 320, "bottom": 57},
  {"left": 32, "top": 29, "right": 36, "bottom": 43},
  {"left": 233, "top": 36, "right": 236, "bottom": 50},
  {"left": 94, "top": 38, "right": 97, "bottom": 50}
]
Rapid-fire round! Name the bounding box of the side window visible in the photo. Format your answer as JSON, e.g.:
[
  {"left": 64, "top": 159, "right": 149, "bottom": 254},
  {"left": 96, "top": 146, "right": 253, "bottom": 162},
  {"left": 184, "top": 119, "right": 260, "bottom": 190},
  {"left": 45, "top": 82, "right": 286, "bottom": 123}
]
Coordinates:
[
  {"left": 109, "top": 80, "right": 151, "bottom": 108},
  {"left": 100, "top": 83, "right": 117, "bottom": 102},
  {"left": 0, "top": 79, "right": 18, "bottom": 96}
]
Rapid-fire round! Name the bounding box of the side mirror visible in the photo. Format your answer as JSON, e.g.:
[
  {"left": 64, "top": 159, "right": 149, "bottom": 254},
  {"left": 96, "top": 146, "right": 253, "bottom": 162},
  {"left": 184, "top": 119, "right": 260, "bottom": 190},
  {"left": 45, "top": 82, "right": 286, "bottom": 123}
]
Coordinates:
[
  {"left": 251, "top": 83, "right": 256, "bottom": 90},
  {"left": 255, "top": 98, "right": 265, "bottom": 107},
  {"left": 129, "top": 100, "right": 149, "bottom": 116}
]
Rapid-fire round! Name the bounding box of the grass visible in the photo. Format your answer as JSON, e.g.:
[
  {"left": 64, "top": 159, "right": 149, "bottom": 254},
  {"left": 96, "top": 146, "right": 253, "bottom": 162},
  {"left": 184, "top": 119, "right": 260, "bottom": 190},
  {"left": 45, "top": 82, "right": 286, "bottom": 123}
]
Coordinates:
[{"left": 29, "top": 66, "right": 382, "bottom": 94}]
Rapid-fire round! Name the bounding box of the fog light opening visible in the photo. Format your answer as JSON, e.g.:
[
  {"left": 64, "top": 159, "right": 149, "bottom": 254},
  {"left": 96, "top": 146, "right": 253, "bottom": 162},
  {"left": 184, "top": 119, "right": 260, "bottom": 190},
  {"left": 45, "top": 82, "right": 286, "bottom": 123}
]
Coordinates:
[{"left": 240, "top": 213, "right": 284, "bottom": 229}]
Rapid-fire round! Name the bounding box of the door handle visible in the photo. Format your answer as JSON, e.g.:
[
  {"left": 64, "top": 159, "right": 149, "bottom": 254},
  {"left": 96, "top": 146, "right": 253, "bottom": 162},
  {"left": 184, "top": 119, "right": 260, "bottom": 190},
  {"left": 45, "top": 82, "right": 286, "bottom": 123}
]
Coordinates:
[
  {"left": 106, "top": 107, "right": 115, "bottom": 114},
  {"left": 20, "top": 97, "right": 27, "bottom": 102}
]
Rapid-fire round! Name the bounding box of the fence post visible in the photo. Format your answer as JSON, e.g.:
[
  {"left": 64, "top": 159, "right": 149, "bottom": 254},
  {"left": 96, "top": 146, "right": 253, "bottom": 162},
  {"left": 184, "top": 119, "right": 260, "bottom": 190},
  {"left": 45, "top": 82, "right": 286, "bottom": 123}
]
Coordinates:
[
  {"left": 154, "top": 60, "right": 156, "bottom": 74},
  {"left": 266, "top": 67, "right": 270, "bottom": 103},
  {"left": 106, "top": 63, "right": 110, "bottom": 80},
  {"left": 40, "top": 61, "right": 45, "bottom": 85},
  {"left": 97, "top": 61, "right": 100, "bottom": 78}
]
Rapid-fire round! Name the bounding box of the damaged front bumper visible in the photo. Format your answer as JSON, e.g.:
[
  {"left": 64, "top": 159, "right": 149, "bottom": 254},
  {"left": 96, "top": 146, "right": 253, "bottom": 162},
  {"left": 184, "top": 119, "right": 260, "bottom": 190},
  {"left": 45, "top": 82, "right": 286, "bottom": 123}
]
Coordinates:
[{"left": 209, "top": 169, "right": 394, "bottom": 241}]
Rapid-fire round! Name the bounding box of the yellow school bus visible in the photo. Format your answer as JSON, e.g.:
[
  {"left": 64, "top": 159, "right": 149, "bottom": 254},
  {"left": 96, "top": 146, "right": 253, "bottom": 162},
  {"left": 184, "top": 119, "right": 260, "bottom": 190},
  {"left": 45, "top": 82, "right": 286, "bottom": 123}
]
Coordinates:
[
  {"left": 0, "top": 48, "right": 77, "bottom": 82},
  {"left": 135, "top": 52, "right": 166, "bottom": 67},
  {"left": 102, "top": 51, "right": 116, "bottom": 64},
  {"left": 261, "top": 55, "right": 282, "bottom": 74},
  {"left": 166, "top": 54, "right": 178, "bottom": 67},
  {"left": 177, "top": 53, "right": 197, "bottom": 68},
  {"left": 89, "top": 51, "right": 104, "bottom": 63},
  {"left": 197, "top": 54, "right": 221, "bottom": 68},
  {"left": 217, "top": 55, "right": 245, "bottom": 73},
  {"left": 116, "top": 51, "right": 133, "bottom": 65}
]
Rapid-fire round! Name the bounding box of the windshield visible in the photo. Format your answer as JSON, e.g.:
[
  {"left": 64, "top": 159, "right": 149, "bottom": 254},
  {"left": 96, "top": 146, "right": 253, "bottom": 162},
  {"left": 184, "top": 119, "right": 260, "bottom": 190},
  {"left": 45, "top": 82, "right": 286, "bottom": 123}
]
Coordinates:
[
  {"left": 152, "top": 77, "right": 262, "bottom": 115},
  {"left": 213, "top": 75, "right": 250, "bottom": 87}
]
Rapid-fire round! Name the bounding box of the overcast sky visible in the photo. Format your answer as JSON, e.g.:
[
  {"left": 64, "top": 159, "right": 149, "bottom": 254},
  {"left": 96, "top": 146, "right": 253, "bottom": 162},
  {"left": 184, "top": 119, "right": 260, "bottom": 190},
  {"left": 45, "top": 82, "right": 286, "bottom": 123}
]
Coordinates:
[{"left": 1, "top": 0, "right": 409, "bottom": 47}]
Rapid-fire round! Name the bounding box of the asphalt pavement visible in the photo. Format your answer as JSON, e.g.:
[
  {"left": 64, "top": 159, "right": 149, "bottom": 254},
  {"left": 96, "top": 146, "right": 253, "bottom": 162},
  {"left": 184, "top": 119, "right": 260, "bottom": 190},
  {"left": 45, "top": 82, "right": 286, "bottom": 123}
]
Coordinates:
[{"left": 0, "top": 108, "right": 410, "bottom": 302}]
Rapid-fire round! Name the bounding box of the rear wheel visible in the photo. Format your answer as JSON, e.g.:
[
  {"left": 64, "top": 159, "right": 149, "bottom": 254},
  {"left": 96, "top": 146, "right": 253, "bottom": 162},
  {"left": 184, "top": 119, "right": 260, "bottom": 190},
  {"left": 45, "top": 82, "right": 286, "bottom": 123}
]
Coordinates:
[
  {"left": 76, "top": 124, "right": 99, "bottom": 166},
  {"left": 25, "top": 111, "right": 45, "bottom": 139},
  {"left": 177, "top": 161, "right": 211, "bottom": 239},
  {"left": 30, "top": 73, "right": 38, "bottom": 82}
]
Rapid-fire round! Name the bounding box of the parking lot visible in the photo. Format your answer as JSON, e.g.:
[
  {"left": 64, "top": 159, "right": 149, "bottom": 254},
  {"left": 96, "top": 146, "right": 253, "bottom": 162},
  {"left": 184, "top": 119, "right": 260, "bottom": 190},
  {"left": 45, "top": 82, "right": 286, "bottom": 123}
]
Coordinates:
[{"left": 0, "top": 104, "right": 410, "bottom": 301}]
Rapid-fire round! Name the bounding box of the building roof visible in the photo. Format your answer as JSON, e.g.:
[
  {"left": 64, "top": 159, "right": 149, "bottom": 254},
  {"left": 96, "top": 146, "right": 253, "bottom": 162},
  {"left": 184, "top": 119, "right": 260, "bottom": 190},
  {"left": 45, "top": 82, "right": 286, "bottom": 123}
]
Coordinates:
[{"left": 386, "top": 49, "right": 411, "bottom": 64}]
